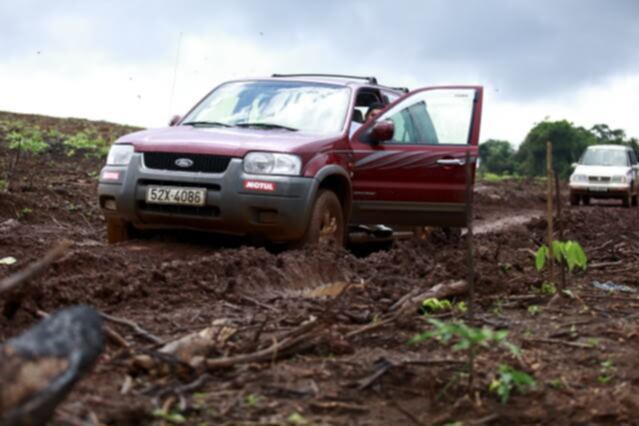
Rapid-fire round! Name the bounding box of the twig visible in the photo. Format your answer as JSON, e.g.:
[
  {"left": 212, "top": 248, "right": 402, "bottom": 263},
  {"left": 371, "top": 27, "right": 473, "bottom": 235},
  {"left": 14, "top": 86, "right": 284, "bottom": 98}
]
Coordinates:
[
  {"left": 100, "top": 312, "right": 163, "bottom": 344},
  {"left": 357, "top": 357, "right": 463, "bottom": 390},
  {"left": 525, "top": 337, "right": 594, "bottom": 349},
  {"left": 546, "top": 141, "right": 555, "bottom": 285},
  {"left": 205, "top": 319, "right": 325, "bottom": 370},
  {"left": 465, "top": 150, "right": 476, "bottom": 317},
  {"left": 237, "top": 294, "right": 279, "bottom": 312},
  {"left": 0, "top": 240, "right": 72, "bottom": 295},
  {"left": 348, "top": 280, "right": 468, "bottom": 338},
  {"left": 385, "top": 397, "right": 423, "bottom": 426},
  {"left": 37, "top": 309, "right": 130, "bottom": 349},
  {"left": 589, "top": 260, "right": 624, "bottom": 269}
]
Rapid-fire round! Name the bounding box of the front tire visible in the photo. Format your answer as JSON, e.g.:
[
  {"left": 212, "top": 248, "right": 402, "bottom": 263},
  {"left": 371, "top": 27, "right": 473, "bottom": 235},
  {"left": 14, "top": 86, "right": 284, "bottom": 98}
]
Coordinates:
[
  {"left": 294, "top": 190, "right": 345, "bottom": 248},
  {"left": 623, "top": 191, "right": 632, "bottom": 208},
  {"left": 106, "top": 217, "right": 133, "bottom": 244}
]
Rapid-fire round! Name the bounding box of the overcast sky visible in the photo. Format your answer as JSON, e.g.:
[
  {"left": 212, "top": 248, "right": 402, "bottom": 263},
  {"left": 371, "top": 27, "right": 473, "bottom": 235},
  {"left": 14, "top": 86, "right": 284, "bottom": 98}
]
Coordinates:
[{"left": 1, "top": 0, "right": 638, "bottom": 145}]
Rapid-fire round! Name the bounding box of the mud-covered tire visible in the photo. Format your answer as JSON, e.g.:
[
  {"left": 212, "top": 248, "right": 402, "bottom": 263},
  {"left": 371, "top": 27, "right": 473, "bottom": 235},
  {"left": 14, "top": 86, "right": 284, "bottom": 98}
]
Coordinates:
[
  {"left": 569, "top": 193, "right": 579, "bottom": 206},
  {"left": 294, "top": 190, "right": 345, "bottom": 248},
  {"left": 623, "top": 191, "right": 632, "bottom": 208},
  {"left": 582, "top": 196, "right": 590, "bottom": 206},
  {"left": 632, "top": 194, "right": 637, "bottom": 207},
  {"left": 106, "top": 217, "right": 132, "bottom": 244}
]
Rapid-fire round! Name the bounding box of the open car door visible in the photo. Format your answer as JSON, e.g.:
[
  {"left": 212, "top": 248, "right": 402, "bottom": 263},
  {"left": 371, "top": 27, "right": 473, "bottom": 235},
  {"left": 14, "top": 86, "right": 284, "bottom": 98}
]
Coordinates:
[{"left": 349, "top": 86, "right": 483, "bottom": 227}]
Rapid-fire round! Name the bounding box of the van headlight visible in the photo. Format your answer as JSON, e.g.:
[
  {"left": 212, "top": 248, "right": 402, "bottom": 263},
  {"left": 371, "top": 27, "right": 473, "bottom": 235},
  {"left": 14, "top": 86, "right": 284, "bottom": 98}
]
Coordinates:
[
  {"left": 611, "top": 175, "right": 627, "bottom": 183},
  {"left": 106, "top": 144, "right": 134, "bottom": 166},
  {"left": 570, "top": 174, "right": 587, "bottom": 183},
  {"left": 243, "top": 152, "right": 302, "bottom": 175}
]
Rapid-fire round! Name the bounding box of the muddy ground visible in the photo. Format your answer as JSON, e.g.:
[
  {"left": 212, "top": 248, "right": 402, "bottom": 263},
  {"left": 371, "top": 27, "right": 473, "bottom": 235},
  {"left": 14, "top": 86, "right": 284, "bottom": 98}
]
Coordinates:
[{"left": 2, "top": 111, "right": 639, "bottom": 425}]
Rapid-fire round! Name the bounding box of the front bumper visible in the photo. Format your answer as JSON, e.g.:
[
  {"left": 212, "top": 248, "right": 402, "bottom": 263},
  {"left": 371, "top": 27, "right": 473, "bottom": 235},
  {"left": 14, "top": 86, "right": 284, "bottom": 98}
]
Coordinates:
[
  {"left": 97, "top": 154, "right": 316, "bottom": 242},
  {"left": 569, "top": 182, "right": 630, "bottom": 198}
]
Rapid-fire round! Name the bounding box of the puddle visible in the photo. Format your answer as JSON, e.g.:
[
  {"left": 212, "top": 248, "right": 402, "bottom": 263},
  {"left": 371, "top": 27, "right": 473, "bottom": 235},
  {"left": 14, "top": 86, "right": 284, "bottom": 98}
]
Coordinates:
[{"left": 472, "top": 211, "right": 542, "bottom": 235}]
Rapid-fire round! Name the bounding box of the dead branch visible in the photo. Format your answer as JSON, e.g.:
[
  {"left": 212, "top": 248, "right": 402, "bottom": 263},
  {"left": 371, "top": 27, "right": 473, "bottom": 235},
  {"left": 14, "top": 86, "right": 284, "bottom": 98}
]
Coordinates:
[
  {"left": 37, "top": 309, "right": 129, "bottom": 349},
  {"left": 348, "top": 280, "right": 468, "bottom": 338},
  {"left": 357, "top": 357, "right": 464, "bottom": 390},
  {"left": 205, "top": 319, "right": 326, "bottom": 370},
  {"left": 0, "top": 240, "right": 72, "bottom": 295},
  {"left": 100, "top": 312, "right": 163, "bottom": 344},
  {"left": 589, "top": 260, "right": 624, "bottom": 269},
  {"left": 525, "top": 337, "right": 595, "bottom": 349}
]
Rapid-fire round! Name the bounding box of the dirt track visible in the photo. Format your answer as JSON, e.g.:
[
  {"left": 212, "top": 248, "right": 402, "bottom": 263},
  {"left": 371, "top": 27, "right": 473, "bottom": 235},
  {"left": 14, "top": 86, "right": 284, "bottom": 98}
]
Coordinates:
[{"left": 3, "top": 112, "right": 639, "bottom": 425}]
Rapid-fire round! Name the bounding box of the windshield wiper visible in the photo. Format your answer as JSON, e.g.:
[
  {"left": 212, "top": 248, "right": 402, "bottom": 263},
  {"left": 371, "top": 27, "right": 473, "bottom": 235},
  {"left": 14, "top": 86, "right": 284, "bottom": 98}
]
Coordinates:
[
  {"left": 181, "top": 121, "right": 232, "bottom": 127},
  {"left": 234, "top": 122, "right": 299, "bottom": 131}
]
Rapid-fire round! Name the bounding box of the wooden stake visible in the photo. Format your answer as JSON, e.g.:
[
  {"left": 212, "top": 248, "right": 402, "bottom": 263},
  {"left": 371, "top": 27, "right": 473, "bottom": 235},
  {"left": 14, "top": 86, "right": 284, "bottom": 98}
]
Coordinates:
[
  {"left": 465, "top": 151, "right": 475, "bottom": 317},
  {"left": 555, "top": 175, "right": 566, "bottom": 289},
  {"left": 546, "top": 142, "right": 555, "bottom": 285}
]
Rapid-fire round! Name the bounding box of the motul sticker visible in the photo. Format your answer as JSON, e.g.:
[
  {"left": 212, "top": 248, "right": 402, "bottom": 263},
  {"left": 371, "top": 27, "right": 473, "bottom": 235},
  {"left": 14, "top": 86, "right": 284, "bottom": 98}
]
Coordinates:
[{"left": 243, "top": 180, "right": 276, "bottom": 192}]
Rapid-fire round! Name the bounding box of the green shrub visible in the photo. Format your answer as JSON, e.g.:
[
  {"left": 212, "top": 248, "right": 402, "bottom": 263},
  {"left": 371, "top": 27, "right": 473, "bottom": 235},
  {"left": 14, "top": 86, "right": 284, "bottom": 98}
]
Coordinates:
[{"left": 63, "top": 131, "right": 109, "bottom": 158}]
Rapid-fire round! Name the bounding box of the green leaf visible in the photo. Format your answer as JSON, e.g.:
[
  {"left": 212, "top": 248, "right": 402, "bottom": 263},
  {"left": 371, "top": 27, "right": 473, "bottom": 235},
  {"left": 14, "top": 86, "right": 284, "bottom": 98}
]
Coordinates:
[
  {"left": 551, "top": 240, "right": 564, "bottom": 262},
  {"left": 535, "top": 245, "right": 548, "bottom": 271}
]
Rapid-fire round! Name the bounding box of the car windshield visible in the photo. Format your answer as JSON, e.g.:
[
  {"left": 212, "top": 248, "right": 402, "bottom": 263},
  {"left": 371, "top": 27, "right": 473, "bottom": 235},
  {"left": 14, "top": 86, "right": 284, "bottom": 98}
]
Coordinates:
[
  {"left": 580, "top": 149, "right": 629, "bottom": 167},
  {"left": 182, "top": 81, "right": 350, "bottom": 135}
]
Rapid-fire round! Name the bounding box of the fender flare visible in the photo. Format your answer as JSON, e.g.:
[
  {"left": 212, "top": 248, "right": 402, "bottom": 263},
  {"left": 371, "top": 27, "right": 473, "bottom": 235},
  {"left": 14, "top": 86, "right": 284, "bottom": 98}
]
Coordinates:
[{"left": 309, "top": 165, "right": 353, "bottom": 222}]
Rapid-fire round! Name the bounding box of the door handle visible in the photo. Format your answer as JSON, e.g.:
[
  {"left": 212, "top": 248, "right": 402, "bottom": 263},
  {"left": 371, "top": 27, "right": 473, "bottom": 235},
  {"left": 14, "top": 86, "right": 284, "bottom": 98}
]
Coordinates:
[{"left": 437, "top": 158, "right": 465, "bottom": 166}]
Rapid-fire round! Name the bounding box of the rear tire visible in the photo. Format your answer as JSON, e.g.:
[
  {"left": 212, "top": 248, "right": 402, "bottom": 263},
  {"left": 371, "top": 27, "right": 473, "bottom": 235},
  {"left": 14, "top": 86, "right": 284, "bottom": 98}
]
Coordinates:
[
  {"left": 106, "top": 217, "right": 132, "bottom": 244},
  {"left": 293, "top": 190, "right": 345, "bottom": 248},
  {"left": 633, "top": 194, "right": 638, "bottom": 207},
  {"left": 569, "top": 193, "right": 579, "bottom": 206}
]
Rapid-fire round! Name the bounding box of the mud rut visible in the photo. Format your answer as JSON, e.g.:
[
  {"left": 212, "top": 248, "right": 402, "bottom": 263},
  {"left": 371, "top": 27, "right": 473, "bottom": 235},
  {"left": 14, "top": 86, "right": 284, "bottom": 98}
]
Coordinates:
[{"left": 3, "top": 119, "right": 639, "bottom": 424}]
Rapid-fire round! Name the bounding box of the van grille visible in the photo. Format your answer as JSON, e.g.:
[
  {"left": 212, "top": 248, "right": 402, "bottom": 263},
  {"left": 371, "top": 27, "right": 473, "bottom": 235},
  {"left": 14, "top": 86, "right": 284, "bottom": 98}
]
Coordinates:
[
  {"left": 143, "top": 152, "right": 231, "bottom": 173},
  {"left": 588, "top": 176, "right": 610, "bottom": 183}
]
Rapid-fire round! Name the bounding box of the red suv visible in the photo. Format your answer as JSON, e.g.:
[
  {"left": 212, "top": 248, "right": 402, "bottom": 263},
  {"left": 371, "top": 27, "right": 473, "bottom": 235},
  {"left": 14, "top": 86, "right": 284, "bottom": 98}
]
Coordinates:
[{"left": 98, "top": 74, "right": 483, "bottom": 246}]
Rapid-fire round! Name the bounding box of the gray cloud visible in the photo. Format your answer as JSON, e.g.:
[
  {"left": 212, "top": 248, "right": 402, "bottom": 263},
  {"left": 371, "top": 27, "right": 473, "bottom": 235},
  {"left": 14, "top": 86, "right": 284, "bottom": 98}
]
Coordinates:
[{"left": 1, "top": 0, "right": 638, "bottom": 101}]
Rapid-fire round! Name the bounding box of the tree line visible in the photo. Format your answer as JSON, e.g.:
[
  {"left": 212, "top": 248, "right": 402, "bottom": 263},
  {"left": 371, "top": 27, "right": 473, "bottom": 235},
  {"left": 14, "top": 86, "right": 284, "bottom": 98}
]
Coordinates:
[{"left": 479, "top": 121, "right": 639, "bottom": 179}]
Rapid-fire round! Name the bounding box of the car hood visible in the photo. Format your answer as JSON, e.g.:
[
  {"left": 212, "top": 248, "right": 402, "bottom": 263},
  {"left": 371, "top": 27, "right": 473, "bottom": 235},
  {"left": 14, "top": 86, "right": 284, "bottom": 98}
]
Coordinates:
[
  {"left": 117, "top": 126, "right": 340, "bottom": 157},
  {"left": 573, "top": 165, "right": 631, "bottom": 177}
]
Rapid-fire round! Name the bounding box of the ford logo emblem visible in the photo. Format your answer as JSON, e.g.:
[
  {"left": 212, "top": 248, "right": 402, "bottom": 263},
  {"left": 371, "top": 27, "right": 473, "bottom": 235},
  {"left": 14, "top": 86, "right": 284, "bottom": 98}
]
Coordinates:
[{"left": 175, "top": 158, "right": 194, "bottom": 168}]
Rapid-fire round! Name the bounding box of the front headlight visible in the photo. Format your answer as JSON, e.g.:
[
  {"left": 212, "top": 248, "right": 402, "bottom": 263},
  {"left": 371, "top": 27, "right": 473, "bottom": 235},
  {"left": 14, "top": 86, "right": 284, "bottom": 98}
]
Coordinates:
[
  {"left": 243, "top": 152, "right": 302, "bottom": 175},
  {"left": 570, "top": 174, "right": 587, "bottom": 183},
  {"left": 611, "top": 175, "right": 628, "bottom": 183},
  {"left": 106, "top": 144, "right": 134, "bottom": 165}
]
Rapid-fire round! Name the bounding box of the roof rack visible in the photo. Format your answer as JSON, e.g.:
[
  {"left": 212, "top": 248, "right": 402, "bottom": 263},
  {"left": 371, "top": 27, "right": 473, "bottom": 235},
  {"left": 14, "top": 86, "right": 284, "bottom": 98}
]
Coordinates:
[
  {"left": 271, "top": 73, "right": 378, "bottom": 85},
  {"left": 385, "top": 86, "right": 410, "bottom": 93}
]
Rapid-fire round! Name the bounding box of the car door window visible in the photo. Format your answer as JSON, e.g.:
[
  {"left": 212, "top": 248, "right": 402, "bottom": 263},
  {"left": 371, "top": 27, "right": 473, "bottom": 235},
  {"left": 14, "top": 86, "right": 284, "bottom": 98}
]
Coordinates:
[{"left": 378, "top": 88, "right": 476, "bottom": 145}]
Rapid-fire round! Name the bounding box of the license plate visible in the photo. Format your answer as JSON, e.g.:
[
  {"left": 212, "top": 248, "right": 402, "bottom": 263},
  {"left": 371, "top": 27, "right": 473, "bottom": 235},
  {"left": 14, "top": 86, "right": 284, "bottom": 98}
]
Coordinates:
[
  {"left": 146, "top": 186, "right": 206, "bottom": 206},
  {"left": 589, "top": 187, "right": 608, "bottom": 192}
]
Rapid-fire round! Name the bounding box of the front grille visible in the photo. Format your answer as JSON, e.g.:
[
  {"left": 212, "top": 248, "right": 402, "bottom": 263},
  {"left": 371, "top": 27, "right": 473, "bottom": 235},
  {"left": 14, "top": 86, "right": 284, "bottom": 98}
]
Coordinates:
[
  {"left": 138, "top": 202, "right": 220, "bottom": 217},
  {"left": 588, "top": 176, "right": 610, "bottom": 183},
  {"left": 143, "top": 152, "right": 231, "bottom": 173},
  {"left": 138, "top": 179, "right": 221, "bottom": 191}
]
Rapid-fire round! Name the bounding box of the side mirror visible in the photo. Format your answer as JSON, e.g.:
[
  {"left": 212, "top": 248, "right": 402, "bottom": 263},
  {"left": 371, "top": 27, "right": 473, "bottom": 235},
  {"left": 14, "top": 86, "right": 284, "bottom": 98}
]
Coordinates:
[
  {"left": 370, "top": 120, "right": 394, "bottom": 144},
  {"left": 169, "top": 115, "right": 181, "bottom": 127},
  {"left": 633, "top": 164, "right": 639, "bottom": 171}
]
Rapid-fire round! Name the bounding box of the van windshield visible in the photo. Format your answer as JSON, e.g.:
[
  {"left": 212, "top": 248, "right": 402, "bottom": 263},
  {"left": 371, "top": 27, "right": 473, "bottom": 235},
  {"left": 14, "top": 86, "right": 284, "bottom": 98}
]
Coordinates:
[
  {"left": 580, "top": 149, "right": 629, "bottom": 167},
  {"left": 182, "top": 81, "right": 350, "bottom": 135}
]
